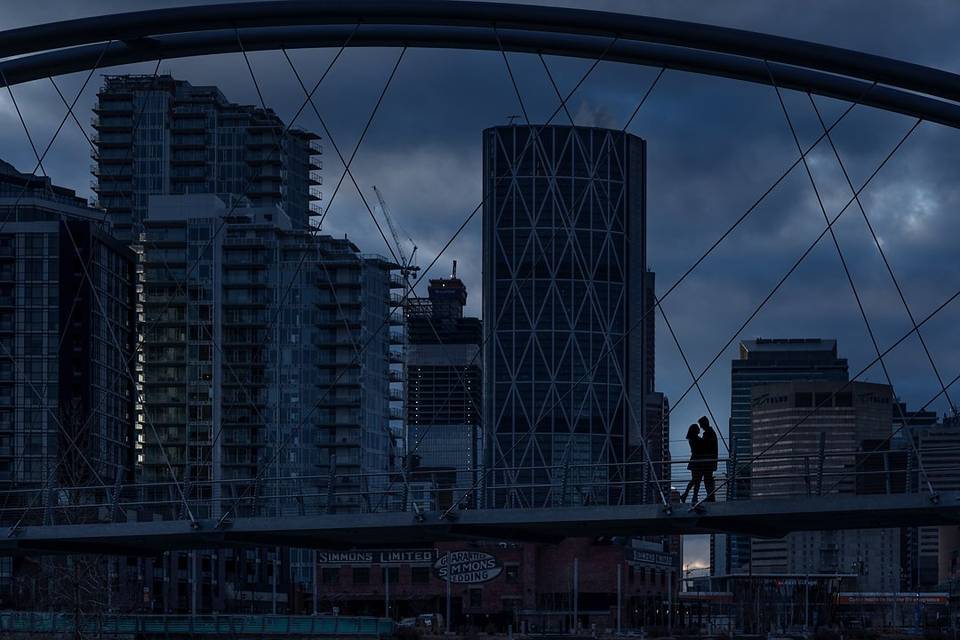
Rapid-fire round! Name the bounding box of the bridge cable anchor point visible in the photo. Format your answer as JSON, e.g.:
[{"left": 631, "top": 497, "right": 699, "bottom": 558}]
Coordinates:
[{"left": 929, "top": 493, "right": 941, "bottom": 505}]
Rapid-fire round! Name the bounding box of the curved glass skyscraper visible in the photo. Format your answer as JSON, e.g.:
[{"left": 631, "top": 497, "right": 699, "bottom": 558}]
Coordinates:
[{"left": 482, "top": 125, "right": 647, "bottom": 508}]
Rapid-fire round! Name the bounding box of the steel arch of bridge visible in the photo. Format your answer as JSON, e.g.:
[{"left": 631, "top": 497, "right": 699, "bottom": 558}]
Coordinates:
[{"left": 1, "top": 1, "right": 960, "bottom": 128}]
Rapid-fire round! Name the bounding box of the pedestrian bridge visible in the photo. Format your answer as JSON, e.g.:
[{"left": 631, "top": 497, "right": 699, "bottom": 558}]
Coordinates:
[{"left": 3, "top": 491, "right": 957, "bottom": 556}]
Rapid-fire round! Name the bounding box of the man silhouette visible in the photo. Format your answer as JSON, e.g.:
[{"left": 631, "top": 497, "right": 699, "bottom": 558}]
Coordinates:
[
  {"left": 698, "top": 416, "right": 718, "bottom": 502},
  {"left": 680, "top": 423, "right": 707, "bottom": 503}
]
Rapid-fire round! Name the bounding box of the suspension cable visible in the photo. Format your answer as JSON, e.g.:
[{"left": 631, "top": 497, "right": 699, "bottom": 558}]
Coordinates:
[
  {"left": 805, "top": 92, "right": 957, "bottom": 417},
  {"left": 763, "top": 60, "right": 935, "bottom": 496}
]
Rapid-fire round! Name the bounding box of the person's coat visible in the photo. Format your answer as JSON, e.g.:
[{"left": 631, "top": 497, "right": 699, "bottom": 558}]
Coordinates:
[{"left": 701, "top": 425, "right": 719, "bottom": 472}]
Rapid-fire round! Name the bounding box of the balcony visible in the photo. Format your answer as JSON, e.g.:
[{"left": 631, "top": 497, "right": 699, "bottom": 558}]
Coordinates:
[
  {"left": 91, "top": 162, "right": 131, "bottom": 176},
  {"left": 245, "top": 135, "right": 278, "bottom": 149},
  {"left": 91, "top": 115, "right": 132, "bottom": 131},
  {"left": 92, "top": 179, "right": 130, "bottom": 195},
  {"left": 93, "top": 101, "right": 133, "bottom": 115},
  {"left": 171, "top": 135, "right": 206, "bottom": 149},
  {"left": 170, "top": 119, "right": 207, "bottom": 133},
  {"left": 93, "top": 133, "right": 133, "bottom": 148}
]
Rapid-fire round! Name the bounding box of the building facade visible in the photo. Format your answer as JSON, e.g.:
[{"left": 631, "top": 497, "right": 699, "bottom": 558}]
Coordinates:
[
  {"left": 482, "top": 124, "right": 647, "bottom": 508},
  {"left": 93, "top": 74, "right": 321, "bottom": 241},
  {"left": 748, "top": 380, "right": 900, "bottom": 592},
  {"left": 310, "top": 538, "right": 680, "bottom": 632},
  {"left": 714, "top": 338, "right": 850, "bottom": 575},
  {"left": 404, "top": 266, "right": 481, "bottom": 508},
  {"left": 141, "top": 194, "right": 399, "bottom": 511},
  {"left": 138, "top": 194, "right": 399, "bottom": 612},
  {"left": 0, "top": 160, "right": 137, "bottom": 497}
]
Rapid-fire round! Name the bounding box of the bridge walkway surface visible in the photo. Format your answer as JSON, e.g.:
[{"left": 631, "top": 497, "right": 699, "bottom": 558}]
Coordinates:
[{"left": 3, "top": 492, "right": 958, "bottom": 556}]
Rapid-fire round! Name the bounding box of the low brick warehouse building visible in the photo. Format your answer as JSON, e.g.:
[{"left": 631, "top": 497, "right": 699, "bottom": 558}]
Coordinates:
[{"left": 308, "top": 537, "right": 682, "bottom": 632}]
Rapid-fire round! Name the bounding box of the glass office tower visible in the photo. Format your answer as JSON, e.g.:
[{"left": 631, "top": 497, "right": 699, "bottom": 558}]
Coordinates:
[
  {"left": 482, "top": 125, "right": 647, "bottom": 508},
  {"left": 712, "top": 338, "right": 849, "bottom": 575}
]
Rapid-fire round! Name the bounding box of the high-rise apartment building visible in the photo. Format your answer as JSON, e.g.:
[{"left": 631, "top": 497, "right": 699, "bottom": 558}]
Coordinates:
[
  {"left": 139, "top": 194, "right": 399, "bottom": 611},
  {"left": 748, "top": 380, "right": 901, "bottom": 592},
  {"left": 715, "top": 338, "right": 849, "bottom": 574},
  {"left": 93, "top": 75, "right": 321, "bottom": 240},
  {"left": 482, "top": 124, "right": 647, "bottom": 508},
  {"left": 141, "top": 194, "right": 398, "bottom": 513},
  {"left": 313, "top": 236, "right": 400, "bottom": 511},
  {"left": 404, "top": 265, "right": 481, "bottom": 508},
  {"left": 0, "top": 160, "right": 137, "bottom": 495}
]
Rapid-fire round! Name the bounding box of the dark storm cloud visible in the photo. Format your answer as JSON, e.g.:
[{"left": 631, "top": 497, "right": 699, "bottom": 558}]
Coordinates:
[{"left": 3, "top": 0, "right": 960, "bottom": 568}]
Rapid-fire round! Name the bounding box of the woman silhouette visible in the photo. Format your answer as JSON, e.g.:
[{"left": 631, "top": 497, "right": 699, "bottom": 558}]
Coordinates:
[{"left": 680, "top": 423, "right": 707, "bottom": 503}]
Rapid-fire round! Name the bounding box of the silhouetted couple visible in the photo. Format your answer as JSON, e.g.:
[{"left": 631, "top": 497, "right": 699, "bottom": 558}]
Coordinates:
[{"left": 680, "top": 416, "right": 718, "bottom": 504}]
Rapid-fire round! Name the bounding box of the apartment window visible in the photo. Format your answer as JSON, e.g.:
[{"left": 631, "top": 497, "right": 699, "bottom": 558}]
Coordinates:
[
  {"left": 469, "top": 588, "right": 482, "bottom": 607},
  {"left": 505, "top": 565, "right": 519, "bottom": 584},
  {"left": 353, "top": 568, "right": 370, "bottom": 585}
]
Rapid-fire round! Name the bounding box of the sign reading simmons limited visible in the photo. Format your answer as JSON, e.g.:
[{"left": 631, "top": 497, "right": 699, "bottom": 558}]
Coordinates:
[
  {"left": 433, "top": 551, "right": 503, "bottom": 584},
  {"left": 316, "top": 549, "right": 436, "bottom": 565}
]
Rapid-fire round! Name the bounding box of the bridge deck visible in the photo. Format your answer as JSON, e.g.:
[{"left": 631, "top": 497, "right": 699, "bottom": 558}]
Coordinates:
[{"left": 3, "top": 492, "right": 958, "bottom": 555}]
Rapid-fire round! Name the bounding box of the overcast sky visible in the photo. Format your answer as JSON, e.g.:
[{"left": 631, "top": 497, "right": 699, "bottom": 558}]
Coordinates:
[{"left": 3, "top": 0, "right": 960, "bottom": 569}]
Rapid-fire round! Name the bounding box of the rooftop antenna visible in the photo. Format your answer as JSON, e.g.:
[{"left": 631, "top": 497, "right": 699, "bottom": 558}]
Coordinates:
[{"left": 452, "top": 260, "right": 457, "bottom": 278}]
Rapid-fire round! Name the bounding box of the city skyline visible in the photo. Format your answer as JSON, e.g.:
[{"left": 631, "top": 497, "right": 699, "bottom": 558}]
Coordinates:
[
  {"left": 0, "top": 2, "right": 960, "bottom": 616},
  {"left": 1, "top": 1, "right": 957, "bottom": 483}
]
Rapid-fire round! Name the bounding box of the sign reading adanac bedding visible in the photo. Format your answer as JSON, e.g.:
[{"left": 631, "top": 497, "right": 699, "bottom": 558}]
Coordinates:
[{"left": 433, "top": 551, "right": 502, "bottom": 584}]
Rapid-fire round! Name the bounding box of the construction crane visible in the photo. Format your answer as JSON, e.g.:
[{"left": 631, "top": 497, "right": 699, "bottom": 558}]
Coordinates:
[{"left": 372, "top": 185, "right": 419, "bottom": 279}]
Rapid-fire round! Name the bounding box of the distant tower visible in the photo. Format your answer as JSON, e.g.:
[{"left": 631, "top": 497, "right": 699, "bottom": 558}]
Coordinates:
[
  {"left": 749, "top": 380, "right": 900, "bottom": 592},
  {"left": 714, "top": 338, "right": 849, "bottom": 575},
  {"left": 482, "top": 124, "right": 648, "bottom": 508},
  {"left": 405, "top": 263, "right": 482, "bottom": 509}
]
